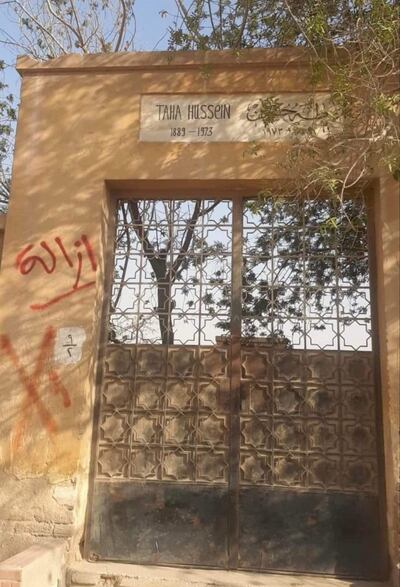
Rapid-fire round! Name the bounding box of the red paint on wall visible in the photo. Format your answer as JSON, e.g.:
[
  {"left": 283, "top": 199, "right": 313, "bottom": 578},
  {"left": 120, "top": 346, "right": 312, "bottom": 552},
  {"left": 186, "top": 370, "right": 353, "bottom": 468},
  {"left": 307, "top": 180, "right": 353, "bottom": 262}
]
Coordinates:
[
  {"left": 15, "top": 234, "right": 98, "bottom": 310},
  {"left": 0, "top": 326, "right": 72, "bottom": 450}
]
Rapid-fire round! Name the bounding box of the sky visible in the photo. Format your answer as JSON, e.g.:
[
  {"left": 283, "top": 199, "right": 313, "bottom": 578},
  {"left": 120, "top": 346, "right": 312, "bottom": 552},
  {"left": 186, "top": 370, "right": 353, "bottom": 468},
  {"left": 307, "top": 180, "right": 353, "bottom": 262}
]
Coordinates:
[{"left": 0, "top": 0, "right": 178, "bottom": 100}]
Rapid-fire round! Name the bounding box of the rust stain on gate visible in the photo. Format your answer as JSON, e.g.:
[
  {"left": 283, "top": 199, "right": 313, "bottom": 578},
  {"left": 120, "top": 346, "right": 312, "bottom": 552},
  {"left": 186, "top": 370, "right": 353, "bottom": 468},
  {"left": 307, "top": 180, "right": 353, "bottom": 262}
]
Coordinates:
[{"left": 85, "top": 196, "right": 387, "bottom": 579}]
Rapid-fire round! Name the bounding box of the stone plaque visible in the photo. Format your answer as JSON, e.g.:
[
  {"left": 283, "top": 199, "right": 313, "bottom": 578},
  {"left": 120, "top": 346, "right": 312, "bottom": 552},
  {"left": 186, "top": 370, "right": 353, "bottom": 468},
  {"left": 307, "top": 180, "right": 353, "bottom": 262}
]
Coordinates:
[{"left": 140, "top": 94, "right": 332, "bottom": 143}]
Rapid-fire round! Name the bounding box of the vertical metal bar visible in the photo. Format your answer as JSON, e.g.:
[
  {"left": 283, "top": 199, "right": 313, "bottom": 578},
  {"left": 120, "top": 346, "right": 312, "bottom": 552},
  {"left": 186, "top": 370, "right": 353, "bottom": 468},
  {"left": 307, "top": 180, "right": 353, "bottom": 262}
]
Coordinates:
[
  {"left": 131, "top": 200, "right": 145, "bottom": 478},
  {"left": 228, "top": 197, "right": 243, "bottom": 568},
  {"left": 335, "top": 197, "right": 345, "bottom": 490}
]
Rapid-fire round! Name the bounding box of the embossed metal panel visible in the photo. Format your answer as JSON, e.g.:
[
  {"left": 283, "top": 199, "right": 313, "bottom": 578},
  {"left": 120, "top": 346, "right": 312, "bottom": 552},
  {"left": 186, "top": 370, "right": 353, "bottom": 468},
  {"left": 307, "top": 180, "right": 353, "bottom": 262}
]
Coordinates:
[{"left": 85, "top": 197, "right": 387, "bottom": 579}]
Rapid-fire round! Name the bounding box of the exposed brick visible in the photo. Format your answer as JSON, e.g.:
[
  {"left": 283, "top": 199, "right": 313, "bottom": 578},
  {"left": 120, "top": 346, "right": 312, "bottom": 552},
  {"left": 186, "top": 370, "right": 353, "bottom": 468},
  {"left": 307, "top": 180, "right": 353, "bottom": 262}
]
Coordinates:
[
  {"left": 53, "top": 524, "right": 74, "bottom": 538},
  {"left": 34, "top": 507, "right": 75, "bottom": 526},
  {"left": 13, "top": 521, "right": 53, "bottom": 537},
  {"left": 0, "top": 471, "right": 78, "bottom": 562}
]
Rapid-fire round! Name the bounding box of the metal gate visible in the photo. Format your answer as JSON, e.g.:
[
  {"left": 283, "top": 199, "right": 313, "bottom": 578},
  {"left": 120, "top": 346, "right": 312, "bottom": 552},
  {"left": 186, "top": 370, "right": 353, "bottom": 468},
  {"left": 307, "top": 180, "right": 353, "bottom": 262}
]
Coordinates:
[{"left": 85, "top": 196, "right": 387, "bottom": 579}]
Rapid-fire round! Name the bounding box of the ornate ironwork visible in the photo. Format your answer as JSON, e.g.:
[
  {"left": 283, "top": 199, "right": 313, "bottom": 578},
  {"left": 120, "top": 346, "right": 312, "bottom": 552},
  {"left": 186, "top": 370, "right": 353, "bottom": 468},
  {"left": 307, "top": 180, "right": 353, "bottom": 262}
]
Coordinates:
[
  {"left": 86, "top": 196, "right": 385, "bottom": 576},
  {"left": 239, "top": 198, "right": 377, "bottom": 493},
  {"left": 101, "top": 200, "right": 233, "bottom": 483}
]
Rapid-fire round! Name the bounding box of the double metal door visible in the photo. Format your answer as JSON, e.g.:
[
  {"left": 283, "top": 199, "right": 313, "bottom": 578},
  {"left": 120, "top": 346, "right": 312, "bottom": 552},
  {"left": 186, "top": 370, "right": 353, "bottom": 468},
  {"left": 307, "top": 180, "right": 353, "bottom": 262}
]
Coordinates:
[{"left": 85, "top": 196, "right": 387, "bottom": 579}]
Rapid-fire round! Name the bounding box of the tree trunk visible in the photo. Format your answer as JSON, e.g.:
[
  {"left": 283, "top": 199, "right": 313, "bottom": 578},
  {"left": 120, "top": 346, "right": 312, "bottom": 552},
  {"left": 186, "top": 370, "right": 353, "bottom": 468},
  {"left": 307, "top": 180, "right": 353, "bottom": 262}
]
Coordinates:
[{"left": 157, "top": 281, "right": 174, "bottom": 345}]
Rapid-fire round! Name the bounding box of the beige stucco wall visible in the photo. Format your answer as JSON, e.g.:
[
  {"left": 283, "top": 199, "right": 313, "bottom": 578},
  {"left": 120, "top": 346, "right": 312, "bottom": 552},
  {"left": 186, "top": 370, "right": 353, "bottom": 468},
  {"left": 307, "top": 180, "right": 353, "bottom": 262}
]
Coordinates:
[
  {"left": 0, "top": 49, "right": 398, "bottom": 581},
  {"left": 0, "top": 214, "right": 6, "bottom": 266}
]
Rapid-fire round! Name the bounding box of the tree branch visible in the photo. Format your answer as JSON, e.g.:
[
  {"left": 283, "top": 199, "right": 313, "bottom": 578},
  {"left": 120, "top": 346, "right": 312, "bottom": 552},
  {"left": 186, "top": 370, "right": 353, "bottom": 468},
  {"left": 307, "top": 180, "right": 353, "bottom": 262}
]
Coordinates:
[
  {"left": 12, "top": 0, "right": 68, "bottom": 54},
  {"left": 68, "top": 0, "right": 87, "bottom": 51},
  {"left": 128, "top": 201, "right": 166, "bottom": 278},
  {"left": 235, "top": 0, "right": 250, "bottom": 48},
  {"left": 175, "top": 0, "right": 204, "bottom": 46},
  {"left": 114, "top": 0, "right": 128, "bottom": 51},
  {"left": 45, "top": 0, "right": 86, "bottom": 52},
  {"left": 113, "top": 203, "right": 132, "bottom": 309},
  {"left": 170, "top": 200, "right": 201, "bottom": 279}
]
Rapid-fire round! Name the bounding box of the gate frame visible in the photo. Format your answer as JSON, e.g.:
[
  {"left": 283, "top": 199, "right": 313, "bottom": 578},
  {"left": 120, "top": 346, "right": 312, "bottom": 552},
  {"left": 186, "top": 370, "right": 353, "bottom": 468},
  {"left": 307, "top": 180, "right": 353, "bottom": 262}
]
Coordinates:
[{"left": 83, "top": 180, "right": 390, "bottom": 578}]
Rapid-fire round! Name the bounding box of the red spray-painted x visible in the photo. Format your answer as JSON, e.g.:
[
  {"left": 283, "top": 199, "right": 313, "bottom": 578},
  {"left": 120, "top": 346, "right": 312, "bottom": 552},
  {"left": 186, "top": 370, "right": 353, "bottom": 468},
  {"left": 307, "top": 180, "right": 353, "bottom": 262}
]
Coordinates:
[{"left": 0, "top": 326, "right": 71, "bottom": 451}]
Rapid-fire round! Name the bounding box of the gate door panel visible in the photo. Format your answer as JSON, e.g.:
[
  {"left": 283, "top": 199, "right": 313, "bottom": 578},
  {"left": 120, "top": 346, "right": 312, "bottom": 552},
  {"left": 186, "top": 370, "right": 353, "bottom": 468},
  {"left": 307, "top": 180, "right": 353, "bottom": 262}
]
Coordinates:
[
  {"left": 237, "top": 198, "right": 386, "bottom": 577},
  {"left": 87, "top": 200, "right": 233, "bottom": 567},
  {"left": 85, "top": 197, "right": 387, "bottom": 579}
]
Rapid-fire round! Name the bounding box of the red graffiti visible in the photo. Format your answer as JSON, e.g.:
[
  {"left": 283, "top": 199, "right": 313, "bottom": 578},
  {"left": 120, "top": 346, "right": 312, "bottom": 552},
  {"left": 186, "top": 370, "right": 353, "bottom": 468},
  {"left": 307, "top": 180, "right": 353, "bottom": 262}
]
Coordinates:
[
  {"left": 0, "top": 326, "right": 71, "bottom": 450},
  {"left": 15, "top": 234, "right": 97, "bottom": 310}
]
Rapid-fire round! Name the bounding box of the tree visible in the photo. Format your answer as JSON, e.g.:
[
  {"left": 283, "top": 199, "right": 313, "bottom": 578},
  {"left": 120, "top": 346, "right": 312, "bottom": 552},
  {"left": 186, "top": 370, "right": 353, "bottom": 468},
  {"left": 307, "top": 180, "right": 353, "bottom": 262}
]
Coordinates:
[
  {"left": 0, "top": 59, "right": 16, "bottom": 212},
  {"left": 0, "top": 0, "right": 137, "bottom": 210},
  {"left": 170, "top": 0, "right": 301, "bottom": 50},
  {"left": 169, "top": 0, "right": 400, "bottom": 196},
  {"left": 1, "top": 0, "right": 136, "bottom": 58}
]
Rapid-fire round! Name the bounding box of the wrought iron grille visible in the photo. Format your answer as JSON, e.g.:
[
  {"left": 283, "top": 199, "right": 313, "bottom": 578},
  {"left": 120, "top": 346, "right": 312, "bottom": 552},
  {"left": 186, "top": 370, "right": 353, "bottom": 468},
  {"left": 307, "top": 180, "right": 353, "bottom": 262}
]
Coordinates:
[
  {"left": 238, "top": 198, "right": 377, "bottom": 493},
  {"left": 102, "top": 200, "right": 233, "bottom": 483},
  {"left": 86, "top": 195, "right": 385, "bottom": 577}
]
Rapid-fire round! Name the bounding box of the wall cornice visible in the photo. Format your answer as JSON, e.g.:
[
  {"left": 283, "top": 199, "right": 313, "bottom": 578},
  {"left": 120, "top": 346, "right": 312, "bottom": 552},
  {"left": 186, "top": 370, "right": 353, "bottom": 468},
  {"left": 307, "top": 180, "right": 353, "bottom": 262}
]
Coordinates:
[{"left": 16, "top": 47, "right": 317, "bottom": 76}]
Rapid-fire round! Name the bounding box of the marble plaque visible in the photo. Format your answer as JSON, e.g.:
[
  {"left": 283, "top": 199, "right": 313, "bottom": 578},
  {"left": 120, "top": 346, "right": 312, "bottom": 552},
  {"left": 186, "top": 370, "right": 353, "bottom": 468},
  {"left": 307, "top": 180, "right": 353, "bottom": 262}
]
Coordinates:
[{"left": 140, "top": 94, "right": 332, "bottom": 142}]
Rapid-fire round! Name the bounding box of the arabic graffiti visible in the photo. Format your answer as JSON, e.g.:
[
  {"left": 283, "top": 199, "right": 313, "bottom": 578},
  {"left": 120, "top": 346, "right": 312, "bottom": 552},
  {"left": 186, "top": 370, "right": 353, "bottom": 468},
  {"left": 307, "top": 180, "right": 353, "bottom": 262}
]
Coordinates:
[
  {"left": 15, "top": 234, "right": 97, "bottom": 310},
  {"left": 0, "top": 326, "right": 71, "bottom": 451}
]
